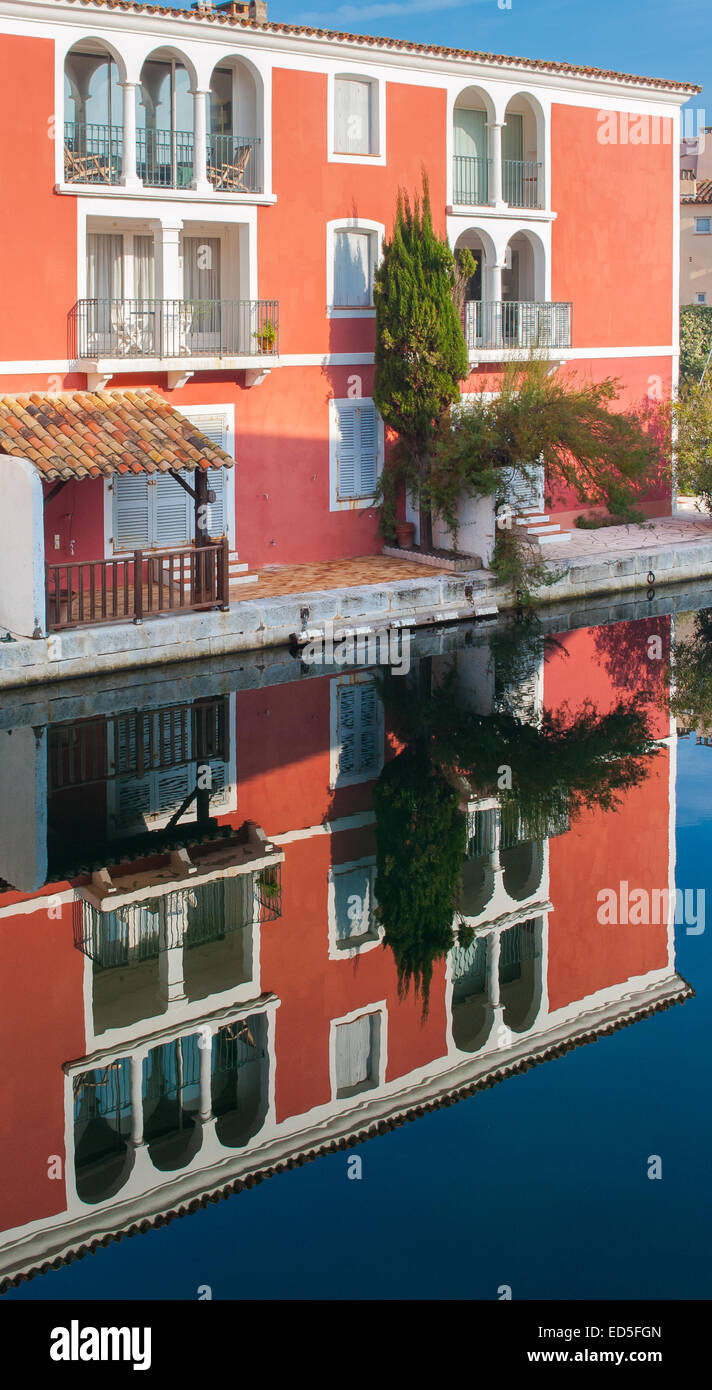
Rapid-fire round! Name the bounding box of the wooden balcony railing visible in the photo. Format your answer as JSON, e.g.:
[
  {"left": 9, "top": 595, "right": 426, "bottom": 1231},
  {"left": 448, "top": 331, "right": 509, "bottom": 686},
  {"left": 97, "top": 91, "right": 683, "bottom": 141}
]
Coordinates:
[{"left": 45, "top": 539, "right": 229, "bottom": 632}]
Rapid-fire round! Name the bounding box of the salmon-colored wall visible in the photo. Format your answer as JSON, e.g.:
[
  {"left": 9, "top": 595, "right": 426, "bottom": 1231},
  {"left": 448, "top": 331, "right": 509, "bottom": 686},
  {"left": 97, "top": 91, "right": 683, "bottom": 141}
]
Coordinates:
[
  {"left": 0, "top": 905, "right": 84, "bottom": 1230},
  {"left": 44, "top": 477, "right": 105, "bottom": 565},
  {"left": 551, "top": 104, "right": 674, "bottom": 348},
  {"left": 0, "top": 36, "right": 76, "bottom": 361}
]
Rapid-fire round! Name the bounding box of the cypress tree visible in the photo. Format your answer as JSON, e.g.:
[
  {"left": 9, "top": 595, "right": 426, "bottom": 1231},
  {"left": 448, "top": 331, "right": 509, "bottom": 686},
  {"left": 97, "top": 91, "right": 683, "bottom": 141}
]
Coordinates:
[{"left": 374, "top": 178, "right": 470, "bottom": 550}]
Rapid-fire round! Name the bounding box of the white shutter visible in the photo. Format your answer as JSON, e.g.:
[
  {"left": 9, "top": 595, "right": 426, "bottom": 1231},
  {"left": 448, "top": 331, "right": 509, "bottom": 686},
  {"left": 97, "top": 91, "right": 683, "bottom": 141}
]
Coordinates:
[
  {"left": 335, "top": 1015, "right": 373, "bottom": 1091},
  {"left": 153, "top": 472, "right": 192, "bottom": 548},
  {"left": 334, "top": 399, "right": 380, "bottom": 501},
  {"left": 357, "top": 402, "right": 378, "bottom": 497},
  {"left": 181, "top": 414, "right": 231, "bottom": 540},
  {"left": 334, "top": 230, "right": 372, "bottom": 306},
  {"left": 334, "top": 402, "right": 358, "bottom": 500},
  {"left": 336, "top": 684, "right": 356, "bottom": 776},
  {"left": 358, "top": 682, "right": 379, "bottom": 772},
  {"left": 113, "top": 475, "right": 150, "bottom": 550},
  {"left": 334, "top": 866, "right": 375, "bottom": 942},
  {"left": 334, "top": 78, "right": 371, "bottom": 154}
]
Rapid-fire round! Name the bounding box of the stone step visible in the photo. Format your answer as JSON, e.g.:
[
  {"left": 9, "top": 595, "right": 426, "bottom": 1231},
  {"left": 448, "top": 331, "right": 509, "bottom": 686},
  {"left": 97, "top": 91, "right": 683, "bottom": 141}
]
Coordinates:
[
  {"left": 536, "top": 530, "right": 571, "bottom": 545},
  {"left": 525, "top": 523, "right": 563, "bottom": 535},
  {"left": 516, "top": 514, "right": 550, "bottom": 525}
]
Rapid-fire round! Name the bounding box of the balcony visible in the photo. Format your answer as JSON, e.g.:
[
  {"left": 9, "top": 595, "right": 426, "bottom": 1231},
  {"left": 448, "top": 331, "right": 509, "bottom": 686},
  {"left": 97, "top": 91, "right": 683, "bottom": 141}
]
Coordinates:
[
  {"left": 452, "top": 156, "right": 542, "bottom": 210},
  {"left": 464, "top": 300, "right": 572, "bottom": 352},
  {"left": 63, "top": 121, "right": 263, "bottom": 193},
  {"left": 453, "top": 155, "right": 490, "bottom": 206},
  {"left": 69, "top": 298, "right": 279, "bottom": 364},
  {"left": 503, "top": 159, "right": 542, "bottom": 210}
]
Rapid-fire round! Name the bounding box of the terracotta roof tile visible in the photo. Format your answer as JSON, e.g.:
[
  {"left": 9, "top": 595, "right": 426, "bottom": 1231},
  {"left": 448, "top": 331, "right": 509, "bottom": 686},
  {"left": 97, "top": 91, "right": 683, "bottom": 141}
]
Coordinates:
[
  {"left": 683, "top": 179, "right": 712, "bottom": 203},
  {"left": 0, "top": 389, "right": 234, "bottom": 482},
  {"left": 59, "top": 0, "right": 700, "bottom": 93}
]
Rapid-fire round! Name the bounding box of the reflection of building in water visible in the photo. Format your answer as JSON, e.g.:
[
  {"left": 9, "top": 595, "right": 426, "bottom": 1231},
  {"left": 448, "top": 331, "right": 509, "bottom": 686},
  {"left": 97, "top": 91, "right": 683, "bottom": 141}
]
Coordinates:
[{"left": 0, "top": 615, "right": 691, "bottom": 1291}]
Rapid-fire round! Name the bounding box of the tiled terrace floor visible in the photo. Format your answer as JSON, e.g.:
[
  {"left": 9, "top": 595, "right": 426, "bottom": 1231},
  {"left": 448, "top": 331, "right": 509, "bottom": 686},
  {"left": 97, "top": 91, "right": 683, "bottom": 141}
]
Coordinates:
[
  {"left": 230, "top": 553, "right": 453, "bottom": 600},
  {"left": 536, "top": 514, "right": 712, "bottom": 563}
]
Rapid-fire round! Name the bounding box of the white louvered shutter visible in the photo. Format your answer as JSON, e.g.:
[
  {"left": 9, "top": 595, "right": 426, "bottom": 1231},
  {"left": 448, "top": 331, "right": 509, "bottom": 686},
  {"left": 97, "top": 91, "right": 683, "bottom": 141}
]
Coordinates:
[
  {"left": 113, "top": 475, "right": 150, "bottom": 550},
  {"left": 336, "top": 683, "right": 356, "bottom": 777},
  {"left": 153, "top": 472, "right": 192, "bottom": 548},
  {"left": 182, "top": 414, "right": 230, "bottom": 540},
  {"left": 335, "top": 402, "right": 358, "bottom": 500},
  {"left": 358, "top": 682, "right": 379, "bottom": 773},
  {"left": 335, "top": 1014, "right": 373, "bottom": 1091},
  {"left": 357, "top": 402, "right": 379, "bottom": 497}
]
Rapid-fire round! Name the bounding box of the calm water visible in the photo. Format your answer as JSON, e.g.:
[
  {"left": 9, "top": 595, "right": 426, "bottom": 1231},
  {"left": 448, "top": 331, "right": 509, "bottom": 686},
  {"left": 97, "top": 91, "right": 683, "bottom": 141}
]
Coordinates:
[{"left": 0, "top": 593, "right": 710, "bottom": 1301}]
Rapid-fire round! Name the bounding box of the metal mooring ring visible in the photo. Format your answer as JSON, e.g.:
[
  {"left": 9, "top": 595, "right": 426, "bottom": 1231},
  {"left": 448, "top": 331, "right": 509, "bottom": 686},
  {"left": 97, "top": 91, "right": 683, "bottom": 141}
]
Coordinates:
[
  {"left": 647, "top": 588, "right": 655, "bottom": 601},
  {"left": 647, "top": 571, "right": 655, "bottom": 585}
]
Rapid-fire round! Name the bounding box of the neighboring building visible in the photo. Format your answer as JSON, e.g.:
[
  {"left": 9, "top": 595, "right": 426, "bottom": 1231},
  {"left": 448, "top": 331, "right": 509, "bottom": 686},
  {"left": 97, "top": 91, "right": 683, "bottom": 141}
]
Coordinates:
[
  {"left": 0, "top": 613, "right": 688, "bottom": 1289},
  {"left": 680, "top": 175, "right": 712, "bottom": 306},
  {"left": 0, "top": 0, "right": 695, "bottom": 605}
]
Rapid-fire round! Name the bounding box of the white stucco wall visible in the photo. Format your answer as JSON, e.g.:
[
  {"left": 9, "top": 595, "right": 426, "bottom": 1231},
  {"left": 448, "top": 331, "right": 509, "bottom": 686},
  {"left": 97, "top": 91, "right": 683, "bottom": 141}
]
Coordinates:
[
  {"left": 0, "top": 455, "right": 45, "bottom": 638},
  {"left": 433, "top": 493, "right": 496, "bottom": 567}
]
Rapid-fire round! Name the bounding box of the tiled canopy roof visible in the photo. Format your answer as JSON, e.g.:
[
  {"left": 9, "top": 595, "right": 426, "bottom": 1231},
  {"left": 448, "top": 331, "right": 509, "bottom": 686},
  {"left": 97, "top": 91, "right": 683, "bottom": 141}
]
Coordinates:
[
  {"left": 0, "top": 389, "right": 234, "bottom": 482},
  {"left": 60, "top": 1, "right": 701, "bottom": 94},
  {"left": 683, "top": 179, "right": 712, "bottom": 203}
]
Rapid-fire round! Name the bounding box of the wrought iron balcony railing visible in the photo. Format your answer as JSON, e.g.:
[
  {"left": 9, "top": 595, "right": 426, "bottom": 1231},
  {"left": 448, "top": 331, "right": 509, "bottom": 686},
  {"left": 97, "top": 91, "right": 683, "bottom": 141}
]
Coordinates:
[
  {"left": 69, "top": 298, "right": 279, "bottom": 359},
  {"left": 136, "top": 128, "right": 195, "bottom": 188},
  {"left": 207, "top": 133, "right": 261, "bottom": 192},
  {"left": 464, "top": 300, "right": 572, "bottom": 351},
  {"left": 64, "top": 121, "right": 123, "bottom": 184},
  {"left": 503, "top": 158, "right": 542, "bottom": 209},
  {"left": 452, "top": 154, "right": 491, "bottom": 205}
]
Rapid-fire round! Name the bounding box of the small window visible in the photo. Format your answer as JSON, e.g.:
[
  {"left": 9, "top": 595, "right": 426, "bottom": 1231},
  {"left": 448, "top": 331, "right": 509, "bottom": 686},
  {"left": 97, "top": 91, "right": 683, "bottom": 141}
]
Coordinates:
[
  {"left": 694, "top": 216, "right": 711, "bottom": 233},
  {"left": 330, "top": 398, "right": 382, "bottom": 504},
  {"left": 696, "top": 292, "right": 708, "bottom": 304},
  {"left": 333, "top": 863, "right": 378, "bottom": 948},
  {"left": 331, "top": 674, "right": 384, "bottom": 787},
  {"left": 333, "top": 229, "right": 375, "bottom": 307},
  {"left": 334, "top": 76, "right": 374, "bottom": 154},
  {"left": 334, "top": 1013, "right": 380, "bottom": 1097}
]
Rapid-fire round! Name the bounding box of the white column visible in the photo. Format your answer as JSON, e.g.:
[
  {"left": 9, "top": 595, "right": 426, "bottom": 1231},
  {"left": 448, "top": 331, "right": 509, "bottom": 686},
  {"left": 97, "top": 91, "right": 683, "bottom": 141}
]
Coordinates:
[
  {"left": 158, "top": 893, "right": 187, "bottom": 1003},
  {"left": 486, "top": 930, "right": 502, "bottom": 1009},
  {"left": 120, "top": 83, "right": 141, "bottom": 190},
  {"left": 191, "top": 90, "right": 212, "bottom": 194},
  {"left": 199, "top": 1027, "right": 213, "bottom": 1122},
  {"left": 130, "top": 1054, "right": 144, "bottom": 1145},
  {"left": 488, "top": 121, "right": 505, "bottom": 207},
  {"left": 155, "top": 220, "right": 184, "bottom": 300}
]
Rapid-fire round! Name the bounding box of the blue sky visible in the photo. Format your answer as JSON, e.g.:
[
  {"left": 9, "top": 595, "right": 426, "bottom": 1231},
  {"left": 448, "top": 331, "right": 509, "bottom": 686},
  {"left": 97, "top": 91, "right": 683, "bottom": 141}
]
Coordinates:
[{"left": 174, "top": 0, "right": 710, "bottom": 113}]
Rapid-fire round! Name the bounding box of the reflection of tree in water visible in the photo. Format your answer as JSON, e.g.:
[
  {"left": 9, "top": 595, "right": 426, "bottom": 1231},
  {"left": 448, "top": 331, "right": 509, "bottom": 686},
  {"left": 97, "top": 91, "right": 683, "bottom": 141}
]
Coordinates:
[
  {"left": 592, "top": 617, "right": 670, "bottom": 711},
  {"left": 671, "top": 607, "right": 712, "bottom": 731},
  {"left": 373, "top": 633, "right": 661, "bottom": 1014}
]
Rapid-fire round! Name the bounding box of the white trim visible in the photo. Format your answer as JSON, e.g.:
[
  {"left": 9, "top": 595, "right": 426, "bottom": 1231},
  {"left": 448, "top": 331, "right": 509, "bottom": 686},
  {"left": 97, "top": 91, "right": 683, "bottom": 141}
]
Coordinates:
[
  {"left": 328, "top": 395, "right": 384, "bottom": 512},
  {"left": 271, "top": 812, "right": 376, "bottom": 845},
  {"left": 327, "top": 856, "right": 382, "bottom": 960},
  {"left": 328, "top": 1001, "right": 387, "bottom": 1102},
  {"left": 327, "top": 68, "right": 386, "bottom": 166},
  {"left": 326, "top": 217, "right": 384, "bottom": 318}
]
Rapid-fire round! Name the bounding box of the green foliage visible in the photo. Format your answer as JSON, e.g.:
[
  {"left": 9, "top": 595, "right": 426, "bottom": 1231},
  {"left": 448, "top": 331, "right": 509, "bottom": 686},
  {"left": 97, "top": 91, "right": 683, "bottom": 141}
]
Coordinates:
[
  {"left": 373, "top": 745, "right": 467, "bottom": 1012},
  {"left": 490, "top": 526, "right": 564, "bottom": 608},
  {"left": 373, "top": 647, "right": 660, "bottom": 1010},
  {"left": 428, "top": 357, "right": 663, "bottom": 546},
  {"left": 373, "top": 177, "right": 470, "bottom": 542},
  {"left": 680, "top": 305, "right": 712, "bottom": 386},
  {"left": 673, "top": 378, "right": 712, "bottom": 508},
  {"left": 670, "top": 608, "right": 712, "bottom": 729}
]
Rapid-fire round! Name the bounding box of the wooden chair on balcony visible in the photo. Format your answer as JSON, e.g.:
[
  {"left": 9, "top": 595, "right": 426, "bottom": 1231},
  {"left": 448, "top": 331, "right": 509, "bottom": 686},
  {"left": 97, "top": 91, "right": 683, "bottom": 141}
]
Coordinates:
[
  {"left": 207, "top": 143, "right": 252, "bottom": 192},
  {"left": 64, "top": 146, "right": 117, "bottom": 184}
]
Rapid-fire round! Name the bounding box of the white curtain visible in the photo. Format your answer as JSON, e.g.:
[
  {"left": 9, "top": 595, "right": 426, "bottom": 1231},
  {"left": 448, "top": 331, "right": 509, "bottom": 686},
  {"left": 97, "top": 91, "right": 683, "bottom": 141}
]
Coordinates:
[
  {"left": 134, "top": 235, "right": 155, "bottom": 300},
  {"left": 334, "top": 78, "right": 371, "bottom": 154},
  {"left": 334, "top": 230, "right": 372, "bottom": 306},
  {"left": 335, "top": 1015, "right": 373, "bottom": 1091},
  {"left": 183, "top": 236, "right": 221, "bottom": 300},
  {"left": 86, "top": 232, "right": 123, "bottom": 300}
]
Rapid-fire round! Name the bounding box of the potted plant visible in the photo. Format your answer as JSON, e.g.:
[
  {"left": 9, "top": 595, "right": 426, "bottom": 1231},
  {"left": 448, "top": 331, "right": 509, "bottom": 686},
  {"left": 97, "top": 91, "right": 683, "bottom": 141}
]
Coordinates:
[
  {"left": 253, "top": 318, "right": 277, "bottom": 353},
  {"left": 395, "top": 520, "right": 416, "bottom": 549}
]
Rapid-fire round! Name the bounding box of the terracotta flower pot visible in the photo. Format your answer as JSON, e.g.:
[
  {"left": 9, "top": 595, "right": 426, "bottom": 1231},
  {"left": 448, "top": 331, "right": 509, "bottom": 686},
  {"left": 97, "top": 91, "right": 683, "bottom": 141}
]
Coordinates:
[{"left": 395, "top": 522, "right": 415, "bottom": 550}]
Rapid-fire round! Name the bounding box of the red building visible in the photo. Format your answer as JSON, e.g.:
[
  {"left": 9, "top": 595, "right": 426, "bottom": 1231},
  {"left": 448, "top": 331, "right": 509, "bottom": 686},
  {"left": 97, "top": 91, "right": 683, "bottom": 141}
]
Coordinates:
[{"left": 0, "top": 0, "right": 695, "bottom": 600}]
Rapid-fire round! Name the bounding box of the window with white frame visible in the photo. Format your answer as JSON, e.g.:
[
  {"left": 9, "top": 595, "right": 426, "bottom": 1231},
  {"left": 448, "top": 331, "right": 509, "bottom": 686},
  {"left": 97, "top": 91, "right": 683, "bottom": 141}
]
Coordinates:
[
  {"left": 106, "top": 703, "right": 235, "bottom": 835},
  {"left": 694, "top": 216, "right": 711, "bottom": 233},
  {"left": 111, "top": 410, "right": 232, "bottom": 552},
  {"left": 334, "top": 1012, "right": 380, "bottom": 1097},
  {"left": 334, "top": 76, "right": 376, "bottom": 154},
  {"left": 330, "top": 674, "right": 384, "bottom": 788},
  {"left": 333, "top": 229, "right": 376, "bottom": 307},
  {"left": 332, "top": 860, "right": 378, "bottom": 949},
  {"left": 329, "top": 398, "right": 383, "bottom": 507},
  {"left": 696, "top": 292, "right": 708, "bottom": 304}
]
